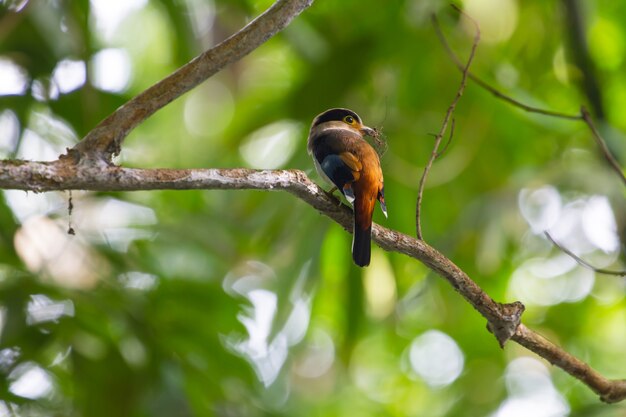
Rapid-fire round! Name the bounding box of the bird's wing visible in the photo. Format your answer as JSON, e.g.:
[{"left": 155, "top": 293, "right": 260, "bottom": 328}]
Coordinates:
[{"left": 319, "top": 154, "right": 356, "bottom": 188}]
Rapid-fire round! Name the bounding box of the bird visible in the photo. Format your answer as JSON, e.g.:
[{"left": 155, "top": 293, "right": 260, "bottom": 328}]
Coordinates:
[{"left": 307, "top": 108, "right": 387, "bottom": 267}]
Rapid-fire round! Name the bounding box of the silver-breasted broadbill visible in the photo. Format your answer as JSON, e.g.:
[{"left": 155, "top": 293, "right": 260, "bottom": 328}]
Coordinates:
[{"left": 307, "top": 108, "right": 387, "bottom": 267}]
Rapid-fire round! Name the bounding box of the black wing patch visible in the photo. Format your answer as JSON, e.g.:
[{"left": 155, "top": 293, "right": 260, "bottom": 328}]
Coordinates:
[{"left": 320, "top": 154, "right": 355, "bottom": 192}]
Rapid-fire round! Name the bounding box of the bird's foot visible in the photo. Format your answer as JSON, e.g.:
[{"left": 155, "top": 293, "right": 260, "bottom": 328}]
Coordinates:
[{"left": 324, "top": 187, "right": 343, "bottom": 206}]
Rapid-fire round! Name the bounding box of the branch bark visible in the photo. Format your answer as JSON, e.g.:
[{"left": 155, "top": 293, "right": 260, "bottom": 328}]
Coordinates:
[
  {"left": 70, "top": 0, "right": 313, "bottom": 163},
  {"left": 1, "top": 160, "right": 625, "bottom": 403}
]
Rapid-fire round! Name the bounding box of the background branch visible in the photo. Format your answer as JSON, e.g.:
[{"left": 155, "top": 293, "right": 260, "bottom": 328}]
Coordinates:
[
  {"left": 0, "top": 160, "right": 624, "bottom": 403},
  {"left": 545, "top": 231, "right": 626, "bottom": 277},
  {"left": 416, "top": 9, "right": 479, "bottom": 240},
  {"left": 433, "top": 15, "right": 626, "bottom": 187},
  {"left": 561, "top": 0, "right": 605, "bottom": 120},
  {"left": 70, "top": 0, "right": 313, "bottom": 163},
  {"left": 432, "top": 16, "right": 582, "bottom": 121},
  {"left": 581, "top": 107, "right": 626, "bottom": 186}
]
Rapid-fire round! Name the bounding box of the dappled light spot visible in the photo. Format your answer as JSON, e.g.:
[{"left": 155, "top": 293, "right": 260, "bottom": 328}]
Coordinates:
[
  {"left": 224, "top": 263, "right": 285, "bottom": 386},
  {"left": 408, "top": 330, "right": 464, "bottom": 388},
  {"left": 518, "top": 186, "right": 561, "bottom": 233},
  {"left": 552, "top": 46, "right": 571, "bottom": 85},
  {"left": 90, "top": 48, "right": 132, "bottom": 93},
  {"left": 185, "top": 0, "right": 215, "bottom": 43},
  {"left": 118, "top": 271, "right": 157, "bottom": 291},
  {"left": 223, "top": 260, "right": 276, "bottom": 298},
  {"left": 0, "top": 110, "right": 19, "bottom": 157},
  {"left": 463, "top": 0, "right": 518, "bottom": 44},
  {"left": 72, "top": 197, "right": 157, "bottom": 252},
  {"left": 350, "top": 337, "right": 399, "bottom": 403},
  {"left": 516, "top": 188, "right": 620, "bottom": 306},
  {"left": 15, "top": 110, "right": 78, "bottom": 161},
  {"left": 2, "top": 0, "right": 29, "bottom": 12},
  {"left": 509, "top": 255, "right": 594, "bottom": 306},
  {"left": 26, "top": 294, "right": 74, "bottom": 325},
  {"left": 0, "top": 402, "right": 11, "bottom": 416},
  {"left": 14, "top": 216, "right": 105, "bottom": 289},
  {"left": 281, "top": 296, "right": 311, "bottom": 346},
  {"left": 17, "top": 129, "right": 64, "bottom": 161},
  {"left": 363, "top": 249, "right": 397, "bottom": 320},
  {"left": 91, "top": 48, "right": 132, "bottom": 93},
  {"left": 490, "top": 357, "right": 569, "bottom": 417},
  {"left": 52, "top": 59, "right": 86, "bottom": 94},
  {"left": 495, "top": 62, "right": 520, "bottom": 89},
  {"left": 31, "top": 78, "right": 60, "bottom": 101},
  {"left": 547, "top": 197, "right": 619, "bottom": 262},
  {"left": 90, "top": 0, "right": 148, "bottom": 41},
  {"left": 8, "top": 362, "right": 54, "bottom": 400},
  {"left": 4, "top": 189, "right": 66, "bottom": 224},
  {"left": 589, "top": 16, "right": 625, "bottom": 70},
  {"left": 119, "top": 336, "right": 147, "bottom": 369},
  {"left": 582, "top": 196, "right": 619, "bottom": 253},
  {"left": 293, "top": 329, "right": 335, "bottom": 379},
  {"left": 239, "top": 120, "right": 301, "bottom": 169},
  {"left": 183, "top": 80, "right": 234, "bottom": 138},
  {"left": 234, "top": 289, "right": 286, "bottom": 386},
  {"left": 72, "top": 331, "right": 107, "bottom": 360},
  {"left": 0, "top": 347, "right": 20, "bottom": 373},
  {"left": 0, "top": 58, "right": 28, "bottom": 96},
  {"left": 224, "top": 261, "right": 313, "bottom": 387}
]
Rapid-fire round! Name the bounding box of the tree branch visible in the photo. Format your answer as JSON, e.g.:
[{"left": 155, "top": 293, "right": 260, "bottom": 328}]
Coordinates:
[
  {"left": 69, "top": 0, "right": 313, "bottom": 163},
  {"left": 1, "top": 159, "right": 625, "bottom": 402},
  {"left": 545, "top": 231, "right": 626, "bottom": 277},
  {"left": 416, "top": 8, "right": 479, "bottom": 240},
  {"left": 580, "top": 107, "right": 626, "bottom": 187},
  {"left": 433, "top": 15, "right": 626, "bottom": 186},
  {"left": 561, "top": 0, "right": 605, "bottom": 120},
  {"left": 432, "top": 16, "right": 582, "bottom": 120}
]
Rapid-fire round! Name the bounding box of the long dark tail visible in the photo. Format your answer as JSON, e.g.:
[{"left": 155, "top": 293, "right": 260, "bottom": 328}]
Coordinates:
[{"left": 352, "top": 223, "right": 371, "bottom": 267}]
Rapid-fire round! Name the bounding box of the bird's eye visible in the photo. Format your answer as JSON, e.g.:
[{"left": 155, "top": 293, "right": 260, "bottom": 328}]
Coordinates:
[{"left": 343, "top": 115, "right": 355, "bottom": 124}]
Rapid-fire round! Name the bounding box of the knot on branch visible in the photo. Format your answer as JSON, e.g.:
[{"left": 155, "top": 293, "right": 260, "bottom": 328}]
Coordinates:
[
  {"left": 488, "top": 301, "right": 525, "bottom": 348},
  {"left": 600, "top": 380, "right": 626, "bottom": 403}
]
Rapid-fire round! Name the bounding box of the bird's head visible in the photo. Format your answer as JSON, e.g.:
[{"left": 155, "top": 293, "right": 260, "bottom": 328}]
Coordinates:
[{"left": 309, "top": 108, "right": 377, "bottom": 138}]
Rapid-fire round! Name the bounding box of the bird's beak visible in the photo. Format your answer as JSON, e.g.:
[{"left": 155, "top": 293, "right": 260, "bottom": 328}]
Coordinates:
[{"left": 360, "top": 125, "right": 377, "bottom": 138}]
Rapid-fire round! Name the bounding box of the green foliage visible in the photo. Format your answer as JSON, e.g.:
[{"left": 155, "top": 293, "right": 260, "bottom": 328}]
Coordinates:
[{"left": 0, "top": 0, "right": 625, "bottom": 416}]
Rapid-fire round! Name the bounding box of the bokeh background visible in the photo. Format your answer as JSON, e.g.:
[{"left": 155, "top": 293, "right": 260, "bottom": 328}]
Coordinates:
[{"left": 0, "top": 0, "right": 625, "bottom": 416}]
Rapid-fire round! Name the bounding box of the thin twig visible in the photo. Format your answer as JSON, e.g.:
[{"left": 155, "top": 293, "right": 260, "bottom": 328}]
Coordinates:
[
  {"left": 71, "top": 0, "right": 313, "bottom": 162},
  {"left": 0, "top": 159, "right": 625, "bottom": 402},
  {"left": 432, "top": 16, "right": 582, "bottom": 121},
  {"left": 416, "top": 7, "right": 479, "bottom": 240},
  {"left": 545, "top": 231, "right": 626, "bottom": 276},
  {"left": 580, "top": 107, "right": 626, "bottom": 186},
  {"left": 67, "top": 190, "right": 75, "bottom": 235},
  {"left": 433, "top": 14, "right": 626, "bottom": 187},
  {"left": 436, "top": 118, "right": 455, "bottom": 159}
]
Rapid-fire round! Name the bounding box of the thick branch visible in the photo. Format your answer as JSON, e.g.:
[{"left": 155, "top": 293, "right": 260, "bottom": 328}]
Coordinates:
[
  {"left": 71, "top": 0, "right": 313, "bottom": 162},
  {"left": 1, "top": 160, "right": 624, "bottom": 402},
  {"left": 513, "top": 325, "right": 626, "bottom": 403}
]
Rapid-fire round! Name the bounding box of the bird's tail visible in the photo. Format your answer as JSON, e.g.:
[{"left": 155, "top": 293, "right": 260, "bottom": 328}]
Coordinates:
[
  {"left": 352, "top": 194, "right": 375, "bottom": 267},
  {"left": 352, "top": 223, "right": 371, "bottom": 267}
]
